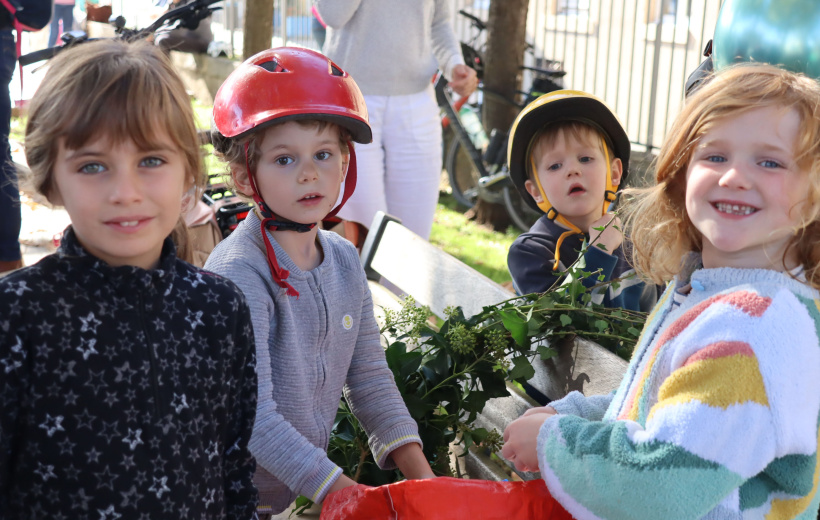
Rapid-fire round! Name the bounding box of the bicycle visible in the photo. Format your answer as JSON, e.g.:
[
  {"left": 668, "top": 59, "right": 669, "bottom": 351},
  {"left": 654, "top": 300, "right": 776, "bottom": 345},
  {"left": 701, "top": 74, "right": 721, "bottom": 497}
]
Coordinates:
[
  {"left": 18, "top": 0, "right": 252, "bottom": 239},
  {"left": 439, "top": 10, "right": 565, "bottom": 232}
]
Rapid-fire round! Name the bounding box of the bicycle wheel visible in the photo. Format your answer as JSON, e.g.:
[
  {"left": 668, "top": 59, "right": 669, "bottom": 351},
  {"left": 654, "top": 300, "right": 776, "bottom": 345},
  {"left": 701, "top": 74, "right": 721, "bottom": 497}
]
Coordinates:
[
  {"left": 503, "top": 185, "right": 541, "bottom": 232},
  {"left": 446, "top": 138, "right": 482, "bottom": 209}
]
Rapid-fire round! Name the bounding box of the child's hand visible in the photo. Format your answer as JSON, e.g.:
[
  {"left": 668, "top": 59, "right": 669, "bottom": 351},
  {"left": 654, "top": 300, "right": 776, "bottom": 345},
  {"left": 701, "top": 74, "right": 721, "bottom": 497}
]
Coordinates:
[
  {"left": 391, "top": 442, "right": 437, "bottom": 479},
  {"left": 328, "top": 474, "right": 360, "bottom": 495},
  {"left": 588, "top": 213, "right": 623, "bottom": 254},
  {"left": 501, "top": 412, "right": 553, "bottom": 473},
  {"left": 522, "top": 405, "right": 558, "bottom": 418}
]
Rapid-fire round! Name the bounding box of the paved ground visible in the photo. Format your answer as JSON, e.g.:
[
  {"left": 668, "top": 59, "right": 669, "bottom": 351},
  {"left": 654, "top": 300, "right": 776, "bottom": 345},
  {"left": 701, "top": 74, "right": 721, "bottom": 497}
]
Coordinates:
[{"left": 15, "top": 190, "right": 69, "bottom": 268}]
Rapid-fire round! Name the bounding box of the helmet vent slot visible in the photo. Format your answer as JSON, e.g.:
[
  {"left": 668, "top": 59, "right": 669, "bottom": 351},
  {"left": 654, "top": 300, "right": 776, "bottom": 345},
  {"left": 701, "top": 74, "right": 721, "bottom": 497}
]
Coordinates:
[
  {"left": 258, "top": 60, "right": 287, "bottom": 73},
  {"left": 330, "top": 64, "right": 344, "bottom": 77}
]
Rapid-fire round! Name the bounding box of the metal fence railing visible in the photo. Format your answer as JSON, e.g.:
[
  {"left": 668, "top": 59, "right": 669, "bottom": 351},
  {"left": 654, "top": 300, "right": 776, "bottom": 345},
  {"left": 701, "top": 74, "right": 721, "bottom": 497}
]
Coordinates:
[
  {"left": 210, "top": 0, "right": 321, "bottom": 58},
  {"left": 452, "top": 0, "right": 724, "bottom": 152}
]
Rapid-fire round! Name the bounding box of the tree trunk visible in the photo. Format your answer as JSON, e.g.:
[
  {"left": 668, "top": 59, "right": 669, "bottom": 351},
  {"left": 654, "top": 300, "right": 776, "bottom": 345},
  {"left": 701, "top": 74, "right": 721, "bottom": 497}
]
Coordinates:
[
  {"left": 472, "top": 0, "right": 530, "bottom": 230},
  {"left": 242, "top": 0, "right": 274, "bottom": 59}
]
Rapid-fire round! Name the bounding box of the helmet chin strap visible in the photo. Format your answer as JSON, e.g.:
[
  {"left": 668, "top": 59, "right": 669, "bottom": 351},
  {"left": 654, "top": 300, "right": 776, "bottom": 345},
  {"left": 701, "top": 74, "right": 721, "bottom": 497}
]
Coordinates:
[
  {"left": 242, "top": 141, "right": 359, "bottom": 297},
  {"left": 530, "top": 136, "right": 618, "bottom": 270}
]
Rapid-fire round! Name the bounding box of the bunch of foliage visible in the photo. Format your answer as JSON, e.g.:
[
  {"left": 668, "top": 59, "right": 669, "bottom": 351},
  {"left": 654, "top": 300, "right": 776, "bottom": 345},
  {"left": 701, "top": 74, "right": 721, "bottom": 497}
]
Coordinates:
[{"left": 293, "top": 239, "right": 648, "bottom": 514}]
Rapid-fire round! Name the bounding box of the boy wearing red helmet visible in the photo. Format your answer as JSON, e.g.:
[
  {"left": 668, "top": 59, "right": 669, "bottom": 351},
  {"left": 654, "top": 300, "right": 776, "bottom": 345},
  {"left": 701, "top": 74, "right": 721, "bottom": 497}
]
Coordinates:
[
  {"left": 204, "top": 48, "right": 434, "bottom": 515},
  {"left": 506, "top": 90, "right": 654, "bottom": 311}
]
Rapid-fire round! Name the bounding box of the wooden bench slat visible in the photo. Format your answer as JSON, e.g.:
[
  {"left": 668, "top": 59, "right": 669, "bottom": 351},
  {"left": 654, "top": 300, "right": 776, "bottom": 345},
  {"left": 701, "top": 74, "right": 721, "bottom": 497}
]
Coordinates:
[
  {"left": 530, "top": 337, "right": 628, "bottom": 401},
  {"left": 364, "top": 217, "right": 514, "bottom": 320}
]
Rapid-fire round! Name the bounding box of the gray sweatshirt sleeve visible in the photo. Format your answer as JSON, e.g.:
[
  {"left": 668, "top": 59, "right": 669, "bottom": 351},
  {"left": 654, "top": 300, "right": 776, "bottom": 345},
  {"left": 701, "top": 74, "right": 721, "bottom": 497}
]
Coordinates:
[{"left": 343, "top": 269, "right": 422, "bottom": 469}]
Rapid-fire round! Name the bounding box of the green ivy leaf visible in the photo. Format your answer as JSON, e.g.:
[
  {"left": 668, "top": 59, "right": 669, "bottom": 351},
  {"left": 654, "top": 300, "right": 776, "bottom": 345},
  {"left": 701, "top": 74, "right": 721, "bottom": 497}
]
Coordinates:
[
  {"left": 535, "top": 294, "right": 554, "bottom": 308},
  {"left": 398, "top": 352, "right": 423, "bottom": 381},
  {"left": 462, "top": 430, "right": 474, "bottom": 451},
  {"left": 536, "top": 344, "right": 557, "bottom": 360},
  {"left": 291, "top": 496, "right": 314, "bottom": 516},
  {"left": 508, "top": 356, "right": 535, "bottom": 381},
  {"left": 385, "top": 341, "right": 407, "bottom": 367},
  {"left": 498, "top": 309, "right": 529, "bottom": 346},
  {"left": 559, "top": 314, "right": 572, "bottom": 326},
  {"left": 463, "top": 390, "right": 490, "bottom": 413},
  {"left": 595, "top": 319, "right": 608, "bottom": 332},
  {"left": 403, "top": 394, "right": 435, "bottom": 420},
  {"left": 627, "top": 326, "right": 641, "bottom": 336},
  {"left": 527, "top": 313, "right": 546, "bottom": 335},
  {"left": 470, "top": 427, "right": 489, "bottom": 443}
]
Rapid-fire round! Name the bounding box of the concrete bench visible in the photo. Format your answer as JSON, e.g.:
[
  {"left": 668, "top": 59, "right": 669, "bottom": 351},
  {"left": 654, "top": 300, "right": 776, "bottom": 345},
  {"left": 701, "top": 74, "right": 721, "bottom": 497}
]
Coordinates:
[{"left": 360, "top": 211, "right": 629, "bottom": 481}]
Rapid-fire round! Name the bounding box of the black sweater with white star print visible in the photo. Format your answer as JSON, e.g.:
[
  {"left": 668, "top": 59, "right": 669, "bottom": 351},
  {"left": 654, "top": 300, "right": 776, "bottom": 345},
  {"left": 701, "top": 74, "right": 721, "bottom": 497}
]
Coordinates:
[{"left": 0, "top": 227, "right": 258, "bottom": 519}]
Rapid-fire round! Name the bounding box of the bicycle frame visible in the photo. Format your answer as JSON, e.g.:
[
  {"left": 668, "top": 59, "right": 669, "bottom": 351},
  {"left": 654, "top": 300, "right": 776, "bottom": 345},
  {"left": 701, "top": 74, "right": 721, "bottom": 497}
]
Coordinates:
[
  {"left": 439, "top": 9, "right": 567, "bottom": 230},
  {"left": 435, "top": 74, "right": 488, "bottom": 181}
]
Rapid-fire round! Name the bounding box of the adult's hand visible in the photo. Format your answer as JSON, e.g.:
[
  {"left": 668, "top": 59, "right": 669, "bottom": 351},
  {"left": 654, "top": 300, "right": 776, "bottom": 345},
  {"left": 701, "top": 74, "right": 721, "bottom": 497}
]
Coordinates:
[{"left": 449, "top": 64, "right": 478, "bottom": 97}]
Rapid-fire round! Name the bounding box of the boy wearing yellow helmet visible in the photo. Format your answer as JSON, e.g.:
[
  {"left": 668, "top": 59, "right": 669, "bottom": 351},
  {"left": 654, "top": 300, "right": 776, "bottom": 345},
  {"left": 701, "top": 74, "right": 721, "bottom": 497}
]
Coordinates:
[{"left": 506, "top": 90, "right": 651, "bottom": 311}]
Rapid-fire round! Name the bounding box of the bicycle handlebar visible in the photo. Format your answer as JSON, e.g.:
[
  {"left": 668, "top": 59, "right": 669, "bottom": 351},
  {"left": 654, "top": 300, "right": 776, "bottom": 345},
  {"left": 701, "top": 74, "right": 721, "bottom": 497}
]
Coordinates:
[
  {"left": 18, "top": 45, "right": 62, "bottom": 67},
  {"left": 19, "top": 0, "right": 223, "bottom": 65},
  {"left": 521, "top": 65, "right": 566, "bottom": 78},
  {"left": 134, "top": 0, "right": 223, "bottom": 41},
  {"left": 458, "top": 9, "right": 486, "bottom": 31}
]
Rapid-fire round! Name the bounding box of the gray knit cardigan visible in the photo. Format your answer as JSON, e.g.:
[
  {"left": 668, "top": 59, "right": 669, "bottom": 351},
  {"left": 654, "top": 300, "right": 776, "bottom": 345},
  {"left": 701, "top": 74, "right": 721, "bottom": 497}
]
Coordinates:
[{"left": 204, "top": 212, "right": 421, "bottom": 513}]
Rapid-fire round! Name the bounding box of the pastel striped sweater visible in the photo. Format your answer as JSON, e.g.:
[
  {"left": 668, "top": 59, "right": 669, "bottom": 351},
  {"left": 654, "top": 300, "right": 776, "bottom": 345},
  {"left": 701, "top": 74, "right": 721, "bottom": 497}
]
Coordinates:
[{"left": 538, "top": 255, "right": 820, "bottom": 519}]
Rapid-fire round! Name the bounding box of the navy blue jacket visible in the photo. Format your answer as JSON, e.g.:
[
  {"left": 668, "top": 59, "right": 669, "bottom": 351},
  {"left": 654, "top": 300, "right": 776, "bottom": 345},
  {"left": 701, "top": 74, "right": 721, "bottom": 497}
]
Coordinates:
[{"left": 508, "top": 215, "right": 656, "bottom": 311}]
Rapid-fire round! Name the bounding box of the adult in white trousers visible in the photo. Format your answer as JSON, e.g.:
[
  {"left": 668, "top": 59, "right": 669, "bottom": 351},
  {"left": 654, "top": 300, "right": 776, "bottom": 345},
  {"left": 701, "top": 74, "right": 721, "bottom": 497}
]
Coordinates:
[{"left": 316, "top": 0, "right": 477, "bottom": 240}]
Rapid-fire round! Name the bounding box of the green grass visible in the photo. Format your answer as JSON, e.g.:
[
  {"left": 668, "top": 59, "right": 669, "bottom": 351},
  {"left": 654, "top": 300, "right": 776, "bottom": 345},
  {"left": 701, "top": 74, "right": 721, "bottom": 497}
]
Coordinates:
[
  {"left": 10, "top": 114, "right": 25, "bottom": 143},
  {"left": 192, "top": 98, "right": 213, "bottom": 131},
  {"left": 430, "top": 193, "right": 520, "bottom": 286}
]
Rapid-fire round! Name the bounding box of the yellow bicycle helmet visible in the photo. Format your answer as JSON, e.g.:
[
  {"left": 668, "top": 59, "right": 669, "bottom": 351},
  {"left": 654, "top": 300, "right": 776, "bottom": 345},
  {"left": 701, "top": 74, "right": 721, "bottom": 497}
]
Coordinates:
[{"left": 507, "top": 90, "right": 630, "bottom": 269}]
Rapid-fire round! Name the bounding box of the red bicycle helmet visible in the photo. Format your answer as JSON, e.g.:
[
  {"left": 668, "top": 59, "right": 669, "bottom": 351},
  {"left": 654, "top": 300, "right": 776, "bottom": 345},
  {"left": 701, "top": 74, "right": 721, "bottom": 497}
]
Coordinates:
[
  {"left": 213, "top": 47, "right": 371, "bottom": 143},
  {"left": 212, "top": 47, "right": 372, "bottom": 297}
]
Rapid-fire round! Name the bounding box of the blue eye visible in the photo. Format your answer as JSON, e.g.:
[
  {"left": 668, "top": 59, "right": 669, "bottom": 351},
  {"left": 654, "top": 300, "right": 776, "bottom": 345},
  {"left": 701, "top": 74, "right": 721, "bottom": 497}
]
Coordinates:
[
  {"left": 760, "top": 159, "right": 782, "bottom": 169},
  {"left": 140, "top": 157, "right": 165, "bottom": 168},
  {"left": 79, "top": 162, "right": 106, "bottom": 174},
  {"left": 547, "top": 162, "right": 562, "bottom": 171},
  {"left": 706, "top": 155, "right": 726, "bottom": 163},
  {"left": 579, "top": 156, "right": 593, "bottom": 163}
]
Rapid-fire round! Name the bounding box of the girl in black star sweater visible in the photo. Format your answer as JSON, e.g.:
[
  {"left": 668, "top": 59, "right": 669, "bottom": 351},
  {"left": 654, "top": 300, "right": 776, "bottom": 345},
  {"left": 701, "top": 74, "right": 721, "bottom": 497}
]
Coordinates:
[{"left": 0, "top": 40, "right": 258, "bottom": 518}]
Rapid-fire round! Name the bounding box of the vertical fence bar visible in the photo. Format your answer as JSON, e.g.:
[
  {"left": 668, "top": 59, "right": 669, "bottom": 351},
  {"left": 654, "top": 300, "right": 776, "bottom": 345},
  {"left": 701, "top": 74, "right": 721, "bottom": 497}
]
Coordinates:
[
  {"left": 581, "top": 1, "right": 591, "bottom": 89},
  {"left": 612, "top": 0, "right": 626, "bottom": 116},
  {"left": 624, "top": 0, "right": 641, "bottom": 143},
  {"left": 644, "top": 0, "right": 665, "bottom": 150},
  {"left": 660, "top": 0, "right": 684, "bottom": 146}
]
